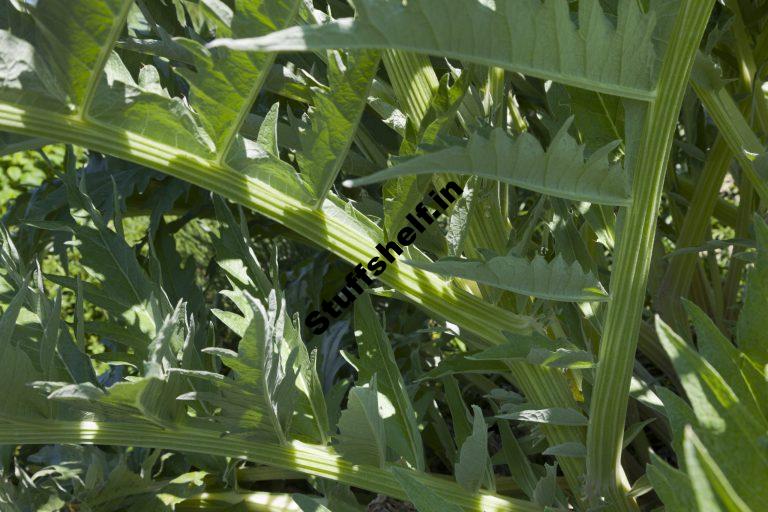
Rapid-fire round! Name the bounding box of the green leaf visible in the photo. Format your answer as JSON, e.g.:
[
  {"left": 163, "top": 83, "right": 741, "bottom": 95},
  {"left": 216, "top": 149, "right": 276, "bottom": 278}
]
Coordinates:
[
  {"left": 497, "top": 417, "right": 538, "bottom": 498},
  {"left": 691, "top": 56, "right": 768, "bottom": 204},
  {"left": 390, "top": 468, "right": 464, "bottom": 512},
  {"left": 655, "top": 316, "right": 768, "bottom": 509},
  {"left": 349, "top": 119, "right": 631, "bottom": 206},
  {"left": 173, "top": 0, "right": 301, "bottom": 158},
  {"left": 0, "top": 283, "right": 56, "bottom": 420},
  {"left": 212, "top": 0, "right": 658, "bottom": 100},
  {"left": 406, "top": 253, "right": 608, "bottom": 302},
  {"left": 684, "top": 426, "right": 751, "bottom": 512},
  {"left": 442, "top": 375, "right": 473, "bottom": 446},
  {"left": 335, "top": 378, "right": 386, "bottom": 468},
  {"left": 455, "top": 406, "right": 492, "bottom": 492},
  {"left": 736, "top": 215, "right": 768, "bottom": 365},
  {"left": 532, "top": 463, "right": 566, "bottom": 508},
  {"left": 497, "top": 407, "right": 588, "bottom": 426},
  {"left": 0, "top": 131, "right": 49, "bottom": 156},
  {"left": 646, "top": 453, "right": 697, "bottom": 512},
  {"left": 212, "top": 195, "right": 273, "bottom": 296},
  {"left": 684, "top": 300, "right": 768, "bottom": 422},
  {"left": 292, "top": 494, "right": 332, "bottom": 512},
  {"left": 621, "top": 418, "right": 655, "bottom": 449},
  {"left": 417, "top": 356, "right": 510, "bottom": 381},
  {"left": 297, "top": 50, "right": 381, "bottom": 207},
  {"left": 12, "top": 0, "right": 133, "bottom": 112},
  {"left": 30, "top": 172, "right": 162, "bottom": 337},
  {"left": 542, "top": 442, "right": 587, "bottom": 458},
  {"left": 470, "top": 332, "right": 572, "bottom": 361},
  {"left": 90, "top": 55, "right": 216, "bottom": 157},
  {"left": 353, "top": 294, "right": 425, "bottom": 470},
  {"left": 198, "top": 287, "right": 328, "bottom": 443}
]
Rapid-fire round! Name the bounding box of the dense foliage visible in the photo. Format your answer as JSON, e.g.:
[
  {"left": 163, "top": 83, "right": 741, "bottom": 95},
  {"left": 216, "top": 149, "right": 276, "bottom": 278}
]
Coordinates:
[{"left": 0, "top": 0, "right": 766, "bottom": 511}]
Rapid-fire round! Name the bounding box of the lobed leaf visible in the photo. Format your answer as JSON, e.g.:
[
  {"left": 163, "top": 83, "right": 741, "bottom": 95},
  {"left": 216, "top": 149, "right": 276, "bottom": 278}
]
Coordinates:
[
  {"left": 454, "top": 406, "right": 492, "bottom": 492},
  {"left": 406, "top": 253, "right": 608, "bottom": 302},
  {"left": 349, "top": 119, "right": 631, "bottom": 206},
  {"left": 298, "top": 50, "right": 381, "bottom": 207},
  {"left": 211, "top": 0, "right": 658, "bottom": 100},
  {"left": 335, "top": 378, "right": 386, "bottom": 467},
  {"left": 353, "top": 294, "right": 425, "bottom": 470}
]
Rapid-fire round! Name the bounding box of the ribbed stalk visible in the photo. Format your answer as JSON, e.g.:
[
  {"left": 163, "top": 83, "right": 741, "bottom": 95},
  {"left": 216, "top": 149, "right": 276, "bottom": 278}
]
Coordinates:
[
  {"left": 658, "top": 136, "right": 731, "bottom": 333},
  {"left": 585, "top": 1, "right": 716, "bottom": 509},
  {"left": 676, "top": 175, "right": 738, "bottom": 228},
  {"left": 382, "top": 50, "right": 438, "bottom": 123},
  {"left": 723, "top": 177, "right": 755, "bottom": 322},
  {"left": 0, "top": 420, "right": 539, "bottom": 512},
  {"left": 178, "top": 491, "right": 299, "bottom": 512},
  {"left": 0, "top": 102, "right": 535, "bottom": 345}
]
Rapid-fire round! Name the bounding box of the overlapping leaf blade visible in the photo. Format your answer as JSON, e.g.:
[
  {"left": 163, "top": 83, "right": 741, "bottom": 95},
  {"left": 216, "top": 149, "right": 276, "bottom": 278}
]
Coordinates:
[
  {"left": 335, "top": 378, "right": 386, "bottom": 467},
  {"left": 211, "top": 0, "right": 658, "bottom": 100},
  {"left": 655, "top": 317, "right": 768, "bottom": 510},
  {"left": 174, "top": 0, "right": 301, "bottom": 158},
  {"left": 736, "top": 215, "right": 768, "bottom": 365},
  {"left": 0, "top": 0, "right": 132, "bottom": 112},
  {"left": 353, "top": 294, "right": 425, "bottom": 470},
  {"left": 298, "top": 50, "right": 380, "bottom": 206}
]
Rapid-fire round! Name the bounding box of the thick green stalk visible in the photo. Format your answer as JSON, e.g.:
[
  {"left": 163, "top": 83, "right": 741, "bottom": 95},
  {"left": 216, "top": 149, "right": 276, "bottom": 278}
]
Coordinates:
[
  {"left": 658, "top": 136, "right": 731, "bottom": 333},
  {"left": 178, "top": 491, "right": 299, "bottom": 512},
  {"left": 723, "top": 177, "right": 755, "bottom": 323},
  {"left": 0, "top": 102, "right": 535, "bottom": 345},
  {"left": 585, "top": 1, "right": 715, "bottom": 509},
  {"left": 382, "top": 50, "right": 438, "bottom": 123},
  {"left": 675, "top": 175, "right": 738, "bottom": 228},
  {"left": 0, "top": 420, "right": 538, "bottom": 512}
]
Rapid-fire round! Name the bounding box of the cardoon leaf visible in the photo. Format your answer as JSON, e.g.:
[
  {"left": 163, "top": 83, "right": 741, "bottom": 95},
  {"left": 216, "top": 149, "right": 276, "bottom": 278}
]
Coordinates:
[
  {"left": 497, "top": 407, "right": 589, "bottom": 426},
  {"left": 335, "top": 378, "right": 386, "bottom": 467},
  {"left": 684, "top": 427, "right": 751, "bottom": 512},
  {"left": 391, "top": 468, "right": 464, "bottom": 512},
  {"left": 542, "top": 442, "right": 587, "bottom": 458},
  {"left": 2, "top": 0, "right": 133, "bottom": 112},
  {"left": 406, "top": 253, "right": 608, "bottom": 302},
  {"left": 655, "top": 316, "right": 768, "bottom": 509},
  {"left": 353, "top": 294, "right": 425, "bottom": 470},
  {"left": 470, "top": 332, "right": 577, "bottom": 362},
  {"left": 298, "top": 50, "right": 380, "bottom": 207},
  {"left": 0, "top": 284, "right": 55, "bottom": 419},
  {"left": 348, "top": 119, "right": 631, "bottom": 206},
  {"left": 736, "top": 215, "right": 768, "bottom": 365},
  {"left": 173, "top": 0, "right": 301, "bottom": 158},
  {"left": 211, "top": 0, "right": 658, "bottom": 100},
  {"left": 292, "top": 494, "right": 332, "bottom": 512},
  {"left": 646, "top": 454, "right": 697, "bottom": 512},
  {"left": 684, "top": 300, "right": 768, "bottom": 421},
  {"left": 417, "top": 356, "right": 509, "bottom": 381},
  {"left": 0, "top": 131, "right": 49, "bottom": 156},
  {"left": 454, "top": 405, "right": 491, "bottom": 492}
]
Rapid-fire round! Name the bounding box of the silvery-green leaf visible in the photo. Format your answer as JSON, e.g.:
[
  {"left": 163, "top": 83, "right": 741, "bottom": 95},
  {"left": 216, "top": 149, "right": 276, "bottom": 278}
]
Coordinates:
[
  {"left": 349, "top": 119, "right": 630, "bottom": 206},
  {"left": 406, "top": 253, "right": 608, "bottom": 302},
  {"left": 211, "top": 0, "right": 658, "bottom": 100}
]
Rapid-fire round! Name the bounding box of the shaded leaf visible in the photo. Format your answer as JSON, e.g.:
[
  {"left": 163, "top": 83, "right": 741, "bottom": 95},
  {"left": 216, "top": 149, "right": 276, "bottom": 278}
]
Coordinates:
[{"left": 406, "top": 253, "right": 607, "bottom": 302}]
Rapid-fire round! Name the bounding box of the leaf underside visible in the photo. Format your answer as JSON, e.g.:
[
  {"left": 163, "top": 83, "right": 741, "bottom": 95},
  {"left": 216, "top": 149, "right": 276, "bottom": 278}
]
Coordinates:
[{"left": 211, "top": 0, "right": 658, "bottom": 100}]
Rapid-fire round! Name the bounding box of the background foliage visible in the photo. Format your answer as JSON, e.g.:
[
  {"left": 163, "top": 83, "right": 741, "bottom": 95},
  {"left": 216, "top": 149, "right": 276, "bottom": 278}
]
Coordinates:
[{"left": 0, "top": 1, "right": 766, "bottom": 511}]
